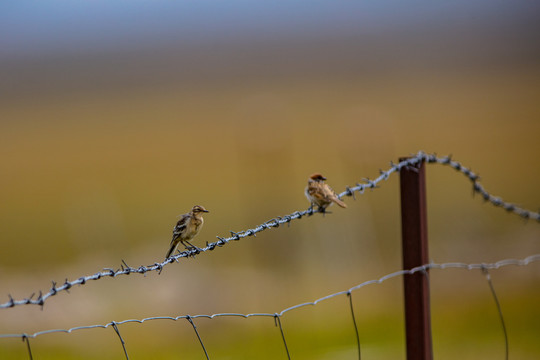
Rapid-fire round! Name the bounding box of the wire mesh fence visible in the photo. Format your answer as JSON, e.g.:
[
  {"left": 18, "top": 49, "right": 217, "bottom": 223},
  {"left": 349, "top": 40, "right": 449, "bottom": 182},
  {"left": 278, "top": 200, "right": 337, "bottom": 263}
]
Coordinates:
[
  {"left": 1, "top": 255, "right": 539, "bottom": 359},
  {"left": 0, "top": 152, "right": 538, "bottom": 359}
]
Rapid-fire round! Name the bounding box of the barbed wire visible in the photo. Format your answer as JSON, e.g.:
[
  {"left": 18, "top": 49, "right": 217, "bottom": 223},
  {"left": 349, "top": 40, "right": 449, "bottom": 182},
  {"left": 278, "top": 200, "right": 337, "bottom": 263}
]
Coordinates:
[
  {"left": 1, "top": 151, "right": 538, "bottom": 310},
  {"left": 1, "top": 254, "right": 538, "bottom": 360},
  {"left": 417, "top": 152, "right": 539, "bottom": 221}
]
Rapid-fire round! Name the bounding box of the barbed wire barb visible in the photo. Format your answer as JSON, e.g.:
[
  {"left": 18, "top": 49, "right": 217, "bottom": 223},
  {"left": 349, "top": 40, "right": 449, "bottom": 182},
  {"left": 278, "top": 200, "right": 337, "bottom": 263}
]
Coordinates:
[{"left": 2, "top": 152, "right": 539, "bottom": 310}]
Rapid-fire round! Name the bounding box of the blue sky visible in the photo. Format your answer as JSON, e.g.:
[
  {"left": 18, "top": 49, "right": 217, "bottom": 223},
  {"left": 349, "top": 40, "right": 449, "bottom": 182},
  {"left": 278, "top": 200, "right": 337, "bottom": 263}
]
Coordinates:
[{"left": 2, "top": 1, "right": 537, "bottom": 58}]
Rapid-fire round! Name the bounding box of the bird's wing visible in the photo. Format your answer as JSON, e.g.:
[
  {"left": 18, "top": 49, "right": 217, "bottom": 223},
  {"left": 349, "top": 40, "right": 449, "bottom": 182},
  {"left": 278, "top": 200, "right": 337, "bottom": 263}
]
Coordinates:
[
  {"left": 307, "top": 183, "right": 323, "bottom": 199},
  {"left": 309, "top": 183, "right": 333, "bottom": 202},
  {"left": 324, "top": 184, "right": 347, "bottom": 208},
  {"left": 171, "top": 214, "right": 189, "bottom": 243}
]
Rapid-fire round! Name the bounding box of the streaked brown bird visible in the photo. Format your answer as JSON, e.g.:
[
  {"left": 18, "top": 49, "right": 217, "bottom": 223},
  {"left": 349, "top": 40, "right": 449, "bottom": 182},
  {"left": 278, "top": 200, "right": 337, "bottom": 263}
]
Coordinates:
[
  {"left": 165, "top": 205, "right": 209, "bottom": 258},
  {"left": 305, "top": 173, "right": 347, "bottom": 212}
]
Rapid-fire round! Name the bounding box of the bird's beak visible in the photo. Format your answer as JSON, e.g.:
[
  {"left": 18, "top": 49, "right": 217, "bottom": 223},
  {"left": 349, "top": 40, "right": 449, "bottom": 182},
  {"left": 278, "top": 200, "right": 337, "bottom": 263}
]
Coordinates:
[
  {"left": 321, "top": 176, "right": 327, "bottom": 180},
  {"left": 202, "top": 209, "right": 209, "bottom": 213}
]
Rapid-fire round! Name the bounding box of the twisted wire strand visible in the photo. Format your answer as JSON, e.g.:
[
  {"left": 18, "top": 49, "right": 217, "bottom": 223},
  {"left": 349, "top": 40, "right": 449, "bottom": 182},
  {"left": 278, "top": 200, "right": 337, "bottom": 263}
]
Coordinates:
[
  {"left": 1, "top": 254, "right": 538, "bottom": 340},
  {"left": 482, "top": 268, "right": 508, "bottom": 360},
  {"left": 1, "top": 152, "right": 538, "bottom": 309},
  {"left": 111, "top": 322, "right": 130, "bottom": 360},
  {"left": 347, "top": 291, "right": 362, "bottom": 360},
  {"left": 186, "top": 316, "right": 210, "bottom": 360}
]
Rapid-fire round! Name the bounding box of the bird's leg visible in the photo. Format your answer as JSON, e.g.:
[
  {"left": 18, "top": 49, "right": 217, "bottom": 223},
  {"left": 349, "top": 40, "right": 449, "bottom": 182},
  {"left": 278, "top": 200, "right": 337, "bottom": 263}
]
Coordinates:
[
  {"left": 184, "top": 240, "right": 201, "bottom": 252},
  {"left": 179, "top": 241, "right": 194, "bottom": 251},
  {"left": 175, "top": 245, "right": 186, "bottom": 255},
  {"left": 319, "top": 206, "right": 332, "bottom": 217}
]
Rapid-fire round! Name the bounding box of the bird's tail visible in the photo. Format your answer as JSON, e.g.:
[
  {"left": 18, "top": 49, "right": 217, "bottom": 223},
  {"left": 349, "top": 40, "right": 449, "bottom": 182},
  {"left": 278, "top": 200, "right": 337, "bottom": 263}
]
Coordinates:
[
  {"left": 165, "top": 243, "right": 178, "bottom": 259},
  {"left": 332, "top": 197, "right": 347, "bottom": 208}
]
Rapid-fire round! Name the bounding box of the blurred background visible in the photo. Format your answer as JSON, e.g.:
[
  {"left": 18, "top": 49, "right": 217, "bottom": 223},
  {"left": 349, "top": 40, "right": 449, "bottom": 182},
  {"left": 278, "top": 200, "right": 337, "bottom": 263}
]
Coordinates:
[{"left": 1, "top": 1, "right": 539, "bottom": 358}]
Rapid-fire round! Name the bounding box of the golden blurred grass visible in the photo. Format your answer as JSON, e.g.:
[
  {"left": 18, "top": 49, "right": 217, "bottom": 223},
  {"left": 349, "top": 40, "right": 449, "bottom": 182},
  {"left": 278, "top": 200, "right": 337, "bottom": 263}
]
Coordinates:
[{"left": 1, "top": 61, "right": 539, "bottom": 358}]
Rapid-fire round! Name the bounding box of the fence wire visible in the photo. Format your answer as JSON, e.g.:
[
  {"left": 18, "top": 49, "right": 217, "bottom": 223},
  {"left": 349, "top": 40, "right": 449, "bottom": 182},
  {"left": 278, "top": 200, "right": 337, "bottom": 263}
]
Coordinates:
[
  {"left": 482, "top": 267, "right": 508, "bottom": 360},
  {"left": 1, "top": 151, "right": 539, "bottom": 310},
  {"left": 1, "top": 254, "right": 538, "bottom": 360}
]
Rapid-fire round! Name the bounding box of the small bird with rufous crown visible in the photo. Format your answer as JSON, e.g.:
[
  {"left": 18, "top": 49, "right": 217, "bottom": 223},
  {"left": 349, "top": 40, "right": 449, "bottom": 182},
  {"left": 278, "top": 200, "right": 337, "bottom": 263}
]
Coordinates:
[{"left": 305, "top": 173, "right": 347, "bottom": 213}]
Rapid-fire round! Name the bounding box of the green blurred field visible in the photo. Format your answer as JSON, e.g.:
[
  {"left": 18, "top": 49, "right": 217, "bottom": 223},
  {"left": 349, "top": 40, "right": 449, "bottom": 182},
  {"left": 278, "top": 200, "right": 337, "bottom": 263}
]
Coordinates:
[{"left": 1, "top": 3, "right": 540, "bottom": 358}]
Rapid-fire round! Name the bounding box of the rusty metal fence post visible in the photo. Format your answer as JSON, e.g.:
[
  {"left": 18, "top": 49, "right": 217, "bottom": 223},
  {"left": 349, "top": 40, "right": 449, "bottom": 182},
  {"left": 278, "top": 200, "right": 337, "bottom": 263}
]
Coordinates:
[{"left": 399, "top": 157, "right": 433, "bottom": 360}]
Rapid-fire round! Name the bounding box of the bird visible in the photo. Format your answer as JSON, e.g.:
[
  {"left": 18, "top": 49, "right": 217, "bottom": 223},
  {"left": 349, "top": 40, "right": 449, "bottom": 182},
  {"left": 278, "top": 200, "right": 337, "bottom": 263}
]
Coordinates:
[
  {"left": 165, "top": 205, "right": 209, "bottom": 258},
  {"left": 305, "top": 173, "right": 347, "bottom": 212}
]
